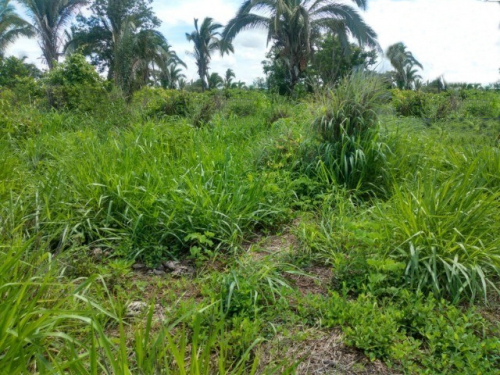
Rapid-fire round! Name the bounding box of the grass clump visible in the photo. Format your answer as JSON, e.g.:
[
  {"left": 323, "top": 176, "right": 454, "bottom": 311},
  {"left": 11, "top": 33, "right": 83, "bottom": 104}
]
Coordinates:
[
  {"left": 380, "top": 166, "right": 500, "bottom": 302},
  {"left": 307, "top": 73, "right": 390, "bottom": 193}
]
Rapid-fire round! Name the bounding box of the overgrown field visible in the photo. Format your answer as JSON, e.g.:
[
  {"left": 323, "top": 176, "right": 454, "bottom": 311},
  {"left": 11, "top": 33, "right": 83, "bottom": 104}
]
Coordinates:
[{"left": 1, "top": 77, "right": 500, "bottom": 374}]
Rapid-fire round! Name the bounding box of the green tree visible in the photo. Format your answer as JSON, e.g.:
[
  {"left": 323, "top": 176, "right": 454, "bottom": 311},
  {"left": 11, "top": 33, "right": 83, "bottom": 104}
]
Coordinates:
[
  {"left": 186, "top": 18, "right": 234, "bottom": 92},
  {"left": 0, "top": 55, "right": 40, "bottom": 87},
  {"left": 66, "top": 0, "right": 160, "bottom": 79},
  {"left": 224, "top": 68, "right": 235, "bottom": 89},
  {"left": 159, "top": 62, "right": 186, "bottom": 89},
  {"left": 0, "top": 0, "right": 33, "bottom": 56},
  {"left": 17, "top": 0, "right": 87, "bottom": 69},
  {"left": 208, "top": 71, "right": 223, "bottom": 90},
  {"left": 66, "top": 0, "right": 182, "bottom": 95},
  {"left": 45, "top": 52, "right": 105, "bottom": 109},
  {"left": 118, "top": 28, "right": 183, "bottom": 94},
  {"left": 386, "top": 42, "right": 423, "bottom": 90},
  {"left": 312, "top": 33, "right": 377, "bottom": 86},
  {"left": 223, "top": 0, "right": 377, "bottom": 92}
]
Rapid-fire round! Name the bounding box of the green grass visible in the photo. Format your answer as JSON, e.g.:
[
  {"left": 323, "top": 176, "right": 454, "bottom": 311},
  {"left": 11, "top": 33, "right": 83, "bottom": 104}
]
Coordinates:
[{"left": 1, "top": 83, "right": 500, "bottom": 373}]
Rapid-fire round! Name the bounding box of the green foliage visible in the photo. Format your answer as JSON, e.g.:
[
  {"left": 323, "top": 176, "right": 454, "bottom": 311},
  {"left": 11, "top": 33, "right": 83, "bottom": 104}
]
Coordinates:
[
  {"left": 461, "top": 89, "right": 500, "bottom": 117},
  {"left": 300, "top": 290, "right": 500, "bottom": 372},
  {"left": 45, "top": 53, "right": 106, "bottom": 110},
  {"left": 224, "top": 0, "right": 377, "bottom": 92},
  {"left": 311, "top": 33, "right": 377, "bottom": 86},
  {"left": 1, "top": 75, "right": 500, "bottom": 375},
  {"left": 0, "top": 56, "right": 41, "bottom": 87},
  {"left": 225, "top": 89, "right": 270, "bottom": 117},
  {"left": 133, "top": 87, "right": 196, "bottom": 117}
]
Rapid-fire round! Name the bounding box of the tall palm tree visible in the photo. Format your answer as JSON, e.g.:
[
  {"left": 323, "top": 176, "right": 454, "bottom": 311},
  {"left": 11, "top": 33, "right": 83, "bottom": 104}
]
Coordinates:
[
  {"left": 224, "top": 68, "right": 235, "bottom": 89},
  {"left": 0, "top": 0, "right": 33, "bottom": 56},
  {"left": 223, "top": 0, "right": 377, "bottom": 91},
  {"left": 186, "top": 17, "right": 234, "bottom": 92},
  {"left": 17, "top": 0, "right": 87, "bottom": 69},
  {"left": 386, "top": 42, "right": 423, "bottom": 90}
]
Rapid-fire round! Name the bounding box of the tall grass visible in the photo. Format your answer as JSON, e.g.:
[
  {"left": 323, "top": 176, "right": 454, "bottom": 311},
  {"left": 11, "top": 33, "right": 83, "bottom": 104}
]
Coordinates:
[
  {"left": 308, "top": 73, "right": 390, "bottom": 193},
  {"left": 1, "top": 114, "right": 290, "bottom": 264},
  {"left": 380, "top": 162, "right": 500, "bottom": 302}
]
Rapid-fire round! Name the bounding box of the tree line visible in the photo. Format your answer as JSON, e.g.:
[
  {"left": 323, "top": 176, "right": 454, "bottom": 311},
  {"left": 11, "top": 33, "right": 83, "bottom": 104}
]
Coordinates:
[{"left": 2, "top": 0, "right": 491, "bottom": 97}]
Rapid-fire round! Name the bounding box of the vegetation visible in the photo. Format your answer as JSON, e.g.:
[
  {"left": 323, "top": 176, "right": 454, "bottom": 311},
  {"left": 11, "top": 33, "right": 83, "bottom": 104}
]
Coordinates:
[
  {"left": 0, "top": 0, "right": 33, "bottom": 55},
  {"left": 223, "top": 0, "right": 377, "bottom": 93},
  {"left": 17, "top": 0, "right": 87, "bottom": 69},
  {"left": 186, "top": 17, "right": 233, "bottom": 92},
  {"left": 1, "top": 0, "right": 500, "bottom": 373}
]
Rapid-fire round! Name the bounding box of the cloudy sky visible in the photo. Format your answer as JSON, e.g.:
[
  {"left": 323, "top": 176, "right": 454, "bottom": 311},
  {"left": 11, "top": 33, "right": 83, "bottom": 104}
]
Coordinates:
[{"left": 6, "top": 0, "right": 500, "bottom": 84}]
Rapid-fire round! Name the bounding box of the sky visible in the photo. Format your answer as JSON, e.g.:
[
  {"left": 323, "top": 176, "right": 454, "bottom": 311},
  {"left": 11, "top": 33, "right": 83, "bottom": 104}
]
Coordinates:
[{"left": 6, "top": 0, "right": 500, "bottom": 85}]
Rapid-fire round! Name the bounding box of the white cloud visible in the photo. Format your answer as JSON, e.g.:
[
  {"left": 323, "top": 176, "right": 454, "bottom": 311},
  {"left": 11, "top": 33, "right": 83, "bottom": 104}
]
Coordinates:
[
  {"left": 5, "top": 0, "right": 500, "bottom": 85},
  {"left": 365, "top": 0, "right": 500, "bottom": 84}
]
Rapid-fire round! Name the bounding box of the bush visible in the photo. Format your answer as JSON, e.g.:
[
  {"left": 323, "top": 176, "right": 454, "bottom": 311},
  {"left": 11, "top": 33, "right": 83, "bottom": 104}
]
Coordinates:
[
  {"left": 461, "top": 90, "right": 500, "bottom": 118},
  {"left": 392, "top": 89, "right": 462, "bottom": 119},
  {"left": 133, "top": 87, "right": 195, "bottom": 117},
  {"left": 224, "top": 89, "right": 270, "bottom": 117},
  {"left": 300, "top": 290, "right": 500, "bottom": 372},
  {"left": 44, "top": 53, "right": 106, "bottom": 110}
]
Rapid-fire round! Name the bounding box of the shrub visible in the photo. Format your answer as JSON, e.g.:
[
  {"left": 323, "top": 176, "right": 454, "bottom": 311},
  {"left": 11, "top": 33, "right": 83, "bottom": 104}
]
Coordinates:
[
  {"left": 44, "top": 53, "right": 106, "bottom": 110},
  {"left": 224, "top": 89, "right": 270, "bottom": 117},
  {"left": 300, "top": 290, "right": 500, "bottom": 372},
  {"left": 392, "top": 89, "right": 430, "bottom": 117},
  {"left": 134, "top": 87, "right": 195, "bottom": 117},
  {"left": 462, "top": 90, "right": 500, "bottom": 118},
  {"left": 391, "top": 89, "right": 462, "bottom": 120},
  {"left": 219, "top": 259, "right": 293, "bottom": 318}
]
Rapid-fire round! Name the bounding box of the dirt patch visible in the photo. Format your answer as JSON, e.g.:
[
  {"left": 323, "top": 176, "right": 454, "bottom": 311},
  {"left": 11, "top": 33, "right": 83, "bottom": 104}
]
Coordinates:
[
  {"left": 287, "top": 265, "right": 333, "bottom": 296},
  {"left": 260, "top": 328, "right": 397, "bottom": 375},
  {"left": 245, "top": 231, "right": 299, "bottom": 260}
]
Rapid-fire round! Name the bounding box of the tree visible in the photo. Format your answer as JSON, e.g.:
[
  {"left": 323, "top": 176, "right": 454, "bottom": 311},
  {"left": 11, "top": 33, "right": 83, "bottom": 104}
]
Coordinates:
[
  {"left": 117, "top": 27, "right": 183, "bottom": 94},
  {"left": 207, "top": 72, "right": 223, "bottom": 90},
  {"left": 159, "top": 62, "right": 186, "bottom": 89},
  {"left": 386, "top": 42, "right": 423, "bottom": 90},
  {"left": 224, "top": 68, "right": 235, "bottom": 89},
  {"left": 66, "top": 0, "right": 160, "bottom": 80},
  {"left": 0, "top": 55, "right": 40, "bottom": 87},
  {"left": 17, "top": 0, "right": 87, "bottom": 69},
  {"left": 186, "top": 18, "right": 233, "bottom": 92},
  {"left": 312, "top": 33, "right": 377, "bottom": 86},
  {"left": 223, "top": 0, "right": 377, "bottom": 92},
  {"left": 66, "top": 0, "right": 182, "bottom": 95},
  {"left": 0, "top": 0, "right": 33, "bottom": 56}
]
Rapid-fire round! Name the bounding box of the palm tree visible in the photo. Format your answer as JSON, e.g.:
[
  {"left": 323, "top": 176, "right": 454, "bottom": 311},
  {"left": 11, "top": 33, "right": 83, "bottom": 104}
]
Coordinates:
[
  {"left": 234, "top": 80, "right": 246, "bottom": 89},
  {"left": 224, "top": 68, "right": 235, "bottom": 89},
  {"left": 0, "top": 0, "right": 33, "bottom": 56},
  {"left": 114, "top": 23, "right": 184, "bottom": 96},
  {"left": 207, "top": 72, "right": 223, "bottom": 90},
  {"left": 186, "top": 17, "right": 234, "bottom": 92},
  {"left": 223, "top": 0, "right": 377, "bottom": 91},
  {"left": 65, "top": 0, "right": 161, "bottom": 81},
  {"left": 159, "top": 62, "right": 186, "bottom": 89},
  {"left": 386, "top": 42, "right": 423, "bottom": 90},
  {"left": 17, "top": 0, "right": 87, "bottom": 69}
]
